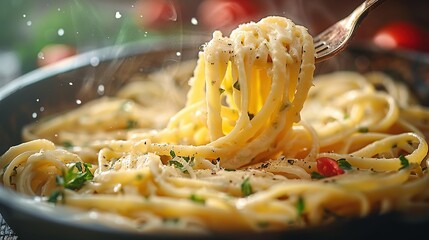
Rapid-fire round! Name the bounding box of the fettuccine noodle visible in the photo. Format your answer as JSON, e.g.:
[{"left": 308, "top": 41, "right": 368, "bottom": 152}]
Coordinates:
[{"left": 1, "top": 16, "right": 429, "bottom": 234}]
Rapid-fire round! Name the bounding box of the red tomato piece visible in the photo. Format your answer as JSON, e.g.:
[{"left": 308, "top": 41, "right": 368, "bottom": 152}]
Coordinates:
[
  {"left": 197, "top": 0, "right": 260, "bottom": 31},
  {"left": 37, "top": 44, "right": 76, "bottom": 67},
  {"left": 134, "top": 0, "right": 177, "bottom": 29},
  {"left": 373, "top": 21, "right": 429, "bottom": 52},
  {"left": 316, "top": 157, "right": 344, "bottom": 177}
]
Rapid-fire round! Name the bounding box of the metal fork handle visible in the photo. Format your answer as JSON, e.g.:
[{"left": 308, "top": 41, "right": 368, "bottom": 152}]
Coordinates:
[
  {"left": 349, "top": 0, "right": 386, "bottom": 26},
  {"left": 314, "top": 0, "right": 386, "bottom": 62}
]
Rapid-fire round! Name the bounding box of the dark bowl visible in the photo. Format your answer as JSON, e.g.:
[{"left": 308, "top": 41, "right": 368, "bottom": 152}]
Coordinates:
[{"left": 1, "top": 37, "right": 429, "bottom": 240}]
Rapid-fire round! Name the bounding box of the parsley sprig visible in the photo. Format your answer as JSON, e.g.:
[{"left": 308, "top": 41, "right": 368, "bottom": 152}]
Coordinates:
[
  {"left": 399, "top": 155, "right": 410, "bottom": 170},
  {"left": 241, "top": 177, "right": 253, "bottom": 197},
  {"left": 311, "top": 172, "right": 325, "bottom": 179},
  {"left": 296, "top": 196, "right": 305, "bottom": 215},
  {"left": 168, "top": 150, "right": 194, "bottom": 172},
  {"left": 337, "top": 158, "right": 352, "bottom": 170},
  {"left": 190, "top": 194, "right": 206, "bottom": 204},
  {"left": 48, "top": 162, "right": 94, "bottom": 203},
  {"left": 63, "top": 162, "right": 94, "bottom": 190}
]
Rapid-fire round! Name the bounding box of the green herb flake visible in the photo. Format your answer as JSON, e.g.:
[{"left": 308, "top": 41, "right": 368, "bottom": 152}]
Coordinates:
[
  {"left": 241, "top": 177, "right": 253, "bottom": 197},
  {"left": 399, "top": 155, "right": 410, "bottom": 170},
  {"left": 169, "top": 150, "right": 176, "bottom": 158},
  {"left": 296, "top": 196, "right": 305, "bottom": 215},
  {"left": 62, "top": 141, "right": 73, "bottom": 148},
  {"left": 168, "top": 160, "right": 184, "bottom": 169},
  {"left": 190, "top": 194, "right": 206, "bottom": 204},
  {"left": 135, "top": 173, "right": 144, "bottom": 180},
  {"left": 219, "top": 88, "right": 225, "bottom": 94},
  {"left": 63, "top": 162, "right": 94, "bottom": 190},
  {"left": 75, "top": 162, "right": 83, "bottom": 172},
  {"left": 47, "top": 190, "right": 63, "bottom": 204},
  {"left": 337, "top": 158, "right": 352, "bottom": 170},
  {"left": 311, "top": 172, "right": 325, "bottom": 179},
  {"left": 182, "top": 156, "right": 194, "bottom": 163},
  {"left": 343, "top": 113, "right": 350, "bottom": 120},
  {"left": 47, "top": 163, "right": 93, "bottom": 204},
  {"left": 126, "top": 119, "right": 138, "bottom": 129},
  {"left": 357, "top": 126, "right": 369, "bottom": 133},
  {"left": 83, "top": 163, "right": 93, "bottom": 177}
]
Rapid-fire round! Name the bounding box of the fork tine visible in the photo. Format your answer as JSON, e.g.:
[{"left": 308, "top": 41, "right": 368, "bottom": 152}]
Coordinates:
[
  {"left": 314, "top": 0, "right": 386, "bottom": 63},
  {"left": 315, "top": 46, "right": 329, "bottom": 53},
  {"left": 314, "top": 41, "right": 326, "bottom": 49},
  {"left": 315, "top": 43, "right": 329, "bottom": 55},
  {"left": 313, "top": 29, "right": 333, "bottom": 43}
]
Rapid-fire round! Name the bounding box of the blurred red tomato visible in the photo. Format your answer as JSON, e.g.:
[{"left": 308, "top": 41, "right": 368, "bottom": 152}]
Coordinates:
[
  {"left": 197, "top": 0, "right": 260, "bottom": 31},
  {"left": 373, "top": 21, "right": 429, "bottom": 52},
  {"left": 37, "top": 44, "right": 76, "bottom": 67},
  {"left": 134, "top": 0, "right": 178, "bottom": 29}
]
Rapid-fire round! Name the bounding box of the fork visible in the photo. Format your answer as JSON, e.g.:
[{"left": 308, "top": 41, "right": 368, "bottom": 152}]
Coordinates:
[{"left": 314, "top": 0, "right": 386, "bottom": 63}]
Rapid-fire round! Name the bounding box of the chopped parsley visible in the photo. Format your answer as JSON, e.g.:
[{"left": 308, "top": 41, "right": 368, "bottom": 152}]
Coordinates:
[
  {"left": 337, "top": 158, "right": 352, "bottom": 170},
  {"left": 126, "top": 119, "right": 138, "bottom": 129},
  {"left": 48, "top": 162, "right": 94, "bottom": 203},
  {"left": 399, "top": 155, "right": 409, "bottom": 170},
  {"left": 343, "top": 113, "right": 350, "bottom": 120},
  {"left": 62, "top": 162, "right": 94, "bottom": 190},
  {"left": 62, "top": 141, "right": 73, "bottom": 148},
  {"left": 190, "top": 194, "right": 206, "bottom": 204},
  {"left": 311, "top": 171, "right": 325, "bottom": 179},
  {"left": 357, "top": 126, "right": 369, "bottom": 133},
  {"left": 296, "top": 196, "right": 305, "bottom": 215},
  {"left": 47, "top": 190, "right": 64, "bottom": 203},
  {"left": 241, "top": 177, "right": 253, "bottom": 197},
  {"left": 168, "top": 160, "right": 184, "bottom": 169},
  {"left": 135, "top": 173, "right": 144, "bottom": 180},
  {"left": 168, "top": 150, "right": 194, "bottom": 173},
  {"left": 169, "top": 150, "right": 176, "bottom": 158},
  {"left": 182, "top": 156, "right": 194, "bottom": 163}
]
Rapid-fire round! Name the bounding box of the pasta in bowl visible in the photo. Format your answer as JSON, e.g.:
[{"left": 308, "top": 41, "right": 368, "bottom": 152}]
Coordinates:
[{"left": 0, "top": 16, "right": 429, "bottom": 239}]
